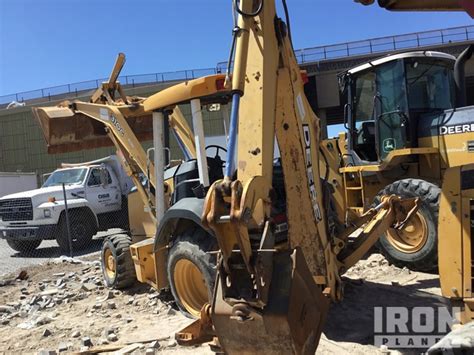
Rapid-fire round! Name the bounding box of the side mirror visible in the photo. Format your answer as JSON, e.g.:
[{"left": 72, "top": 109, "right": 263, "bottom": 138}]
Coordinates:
[{"left": 99, "top": 168, "right": 109, "bottom": 187}]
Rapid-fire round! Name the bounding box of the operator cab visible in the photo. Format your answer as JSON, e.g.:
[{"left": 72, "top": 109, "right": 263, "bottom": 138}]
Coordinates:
[
  {"left": 165, "top": 144, "right": 226, "bottom": 204},
  {"left": 340, "top": 51, "right": 456, "bottom": 164}
]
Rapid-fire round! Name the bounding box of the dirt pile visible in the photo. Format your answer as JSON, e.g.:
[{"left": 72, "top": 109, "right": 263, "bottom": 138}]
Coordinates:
[
  {"left": 0, "top": 253, "right": 442, "bottom": 354},
  {"left": 0, "top": 256, "right": 209, "bottom": 354}
]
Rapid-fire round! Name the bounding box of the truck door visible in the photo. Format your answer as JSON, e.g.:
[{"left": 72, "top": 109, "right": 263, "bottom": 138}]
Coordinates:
[{"left": 85, "top": 167, "right": 121, "bottom": 215}]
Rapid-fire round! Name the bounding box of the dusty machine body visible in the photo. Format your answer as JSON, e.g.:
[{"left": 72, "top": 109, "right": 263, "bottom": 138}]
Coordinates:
[
  {"left": 33, "top": 55, "right": 234, "bottom": 317},
  {"left": 171, "top": 0, "right": 474, "bottom": 354},
  {"left": 33, "top": 1, "right": 474, "bottom": 353},
  {"left": 320, "top": 47, "right": 474, "bottom": 271}
]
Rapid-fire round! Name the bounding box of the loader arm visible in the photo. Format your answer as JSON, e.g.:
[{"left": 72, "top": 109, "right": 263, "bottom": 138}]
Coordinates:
[
  {"left": 34, "top": 101, "right": 162, "bottom": 215},
  {"left": 33, "top": 71, "right": 230, "bottom": 222}
]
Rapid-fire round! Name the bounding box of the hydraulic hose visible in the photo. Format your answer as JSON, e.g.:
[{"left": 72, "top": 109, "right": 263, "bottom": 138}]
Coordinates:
[
  {"left": 224, "top": 93, "right": 240, "bottom": 178},
  {"left": 233, "top": 0, "right": 263, "bottom": 17}
]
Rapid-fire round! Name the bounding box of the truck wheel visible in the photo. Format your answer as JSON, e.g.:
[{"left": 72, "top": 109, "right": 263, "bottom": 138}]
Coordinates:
[
  {"left": 101, "top": 234, "right": 135, "bottom": 289},
  {"left": 167, "top": 228, "right": 216, "bottom": 318},
  {"left": 375, "top": 179, "right": 440, "bottom": 272},
  {"left": 57, "top": 209, "right": 97, "bottom": 253},
  {"left": 7, "top": 239, "right": 41, "bottom": 254}
]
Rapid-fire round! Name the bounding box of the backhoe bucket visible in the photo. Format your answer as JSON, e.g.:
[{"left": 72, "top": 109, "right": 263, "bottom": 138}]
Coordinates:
[
  {"left": 211, "top": 248, "right": 330, "bottom": 355},
  {"left": 32, "top": 105, "right": 153, "bottom": 154}
]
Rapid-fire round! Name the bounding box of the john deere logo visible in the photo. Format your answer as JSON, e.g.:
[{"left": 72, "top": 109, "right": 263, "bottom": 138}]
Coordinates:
[{"left": 383, "top": 138, "right": 395, "bottom": 153}]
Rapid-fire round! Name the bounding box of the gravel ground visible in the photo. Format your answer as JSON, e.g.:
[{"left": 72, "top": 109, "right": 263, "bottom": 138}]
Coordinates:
[
  {"left": 0, "top": 253, "right": 446, "bottom": 354},
  {"left": 0, "top": 230, "right": 120, "bottom": 277}
]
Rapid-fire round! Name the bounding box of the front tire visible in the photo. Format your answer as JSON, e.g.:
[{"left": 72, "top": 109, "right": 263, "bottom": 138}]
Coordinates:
[
  {"left": 56, "top": 209, "right": 97, "bottom": 253},
  {"left": 167, "top": 228, "right": 216, "bottom": 318},
  {"left": 7, "top": 239, "right": 41, "bottom": 254},
  {"left": 375, "top": 179, "right": 440, "bottom": 272},
  {"left": 101, "top": 234, "right": 136, "bottom": 289}
]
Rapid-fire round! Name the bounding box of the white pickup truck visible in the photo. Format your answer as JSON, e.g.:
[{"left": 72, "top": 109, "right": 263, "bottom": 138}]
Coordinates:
[{"left": 0, "top": 156, "right": 133, "bottom": 254}]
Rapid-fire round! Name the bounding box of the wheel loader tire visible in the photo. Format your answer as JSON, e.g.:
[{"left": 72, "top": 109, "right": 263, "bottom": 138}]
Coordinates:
[
  {"left": 167, "top": 228, "right": 216, "bottom": 318},
  {"left": 101, "top": 234, "right": 136, "bottom": 289},
  {"left": 374, "top": 179, "right": 440, "bottom": 272},
  {"left": 56, "top": 209, "right": 97, "bottom": 253},
  {"left": 7, "top": 239, "right": 41, "bottom": 254}
]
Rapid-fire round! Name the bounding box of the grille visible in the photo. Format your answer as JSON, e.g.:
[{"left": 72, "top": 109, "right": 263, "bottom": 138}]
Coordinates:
[
  {"left": 468, "top": 141, "right": 474, "bottom": 153},
  {"left": 0, "top": 198, "right": 33, "bottom": 221}
]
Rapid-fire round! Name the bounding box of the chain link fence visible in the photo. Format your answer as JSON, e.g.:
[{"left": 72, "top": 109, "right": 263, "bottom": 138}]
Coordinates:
[{"left": 0, "top": 180, "right": 132, "bottom": 277}]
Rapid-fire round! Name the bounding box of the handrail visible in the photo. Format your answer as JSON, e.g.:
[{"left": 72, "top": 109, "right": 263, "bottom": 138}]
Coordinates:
[{"left": 1, "top": 25, "right": 472, "bottom": 107}]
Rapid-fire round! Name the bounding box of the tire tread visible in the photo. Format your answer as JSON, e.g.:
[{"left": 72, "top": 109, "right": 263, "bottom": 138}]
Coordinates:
[{"left": 376, "top": 179, "right": 440, "bottom": 272}]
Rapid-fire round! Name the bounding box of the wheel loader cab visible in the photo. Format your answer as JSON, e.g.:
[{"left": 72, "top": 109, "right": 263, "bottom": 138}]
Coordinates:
[{"left": 342, "top": 51, "right": 456, "bottom": 165}]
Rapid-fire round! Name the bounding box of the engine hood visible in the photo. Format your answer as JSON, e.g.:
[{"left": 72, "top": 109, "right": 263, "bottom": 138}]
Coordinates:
[{"left": 0, "top": 185, "right": 84, "bottom": 202}]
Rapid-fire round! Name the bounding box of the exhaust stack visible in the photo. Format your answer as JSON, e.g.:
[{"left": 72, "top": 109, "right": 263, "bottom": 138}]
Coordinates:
[{"left": 454, "top": 44, "right": 474, "bottom": 108}]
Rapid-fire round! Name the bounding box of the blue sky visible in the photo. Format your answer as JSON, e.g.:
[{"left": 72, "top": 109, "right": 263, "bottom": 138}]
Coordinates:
[{"left": 0, "top": 0, "right": 471, "bottom": 96}]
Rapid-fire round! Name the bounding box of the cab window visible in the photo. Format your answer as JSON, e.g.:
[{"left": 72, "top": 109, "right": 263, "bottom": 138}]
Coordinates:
[
  {"left": 87, "top": 168, "right": 112, "bottom": 187},
  {"left": 352, "top": 71, "right": 377, "bottom": 161},
  {"left": 406, "top": 59, "right": 455, "bottom": 110},
  {"left": 353, "top": 71, "right": 376, "bottom": 126},
  {"left": 376, "top": 59, "right": 408, "bottom": 159}
]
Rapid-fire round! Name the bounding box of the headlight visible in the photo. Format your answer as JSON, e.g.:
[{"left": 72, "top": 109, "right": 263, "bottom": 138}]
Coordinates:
[{"left": 44, "top": 209, "right": 52, "bottom": 218}]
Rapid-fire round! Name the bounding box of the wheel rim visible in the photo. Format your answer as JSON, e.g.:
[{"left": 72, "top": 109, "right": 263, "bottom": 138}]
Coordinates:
[
  {"left": 385, "top": 211, "right": 428, "bottom": 254},
  {"left": 104, "top": 248, "right": 116, "bottom": 279},
  {"left": 173, "top": 259, "right": 208, "bottom": 317}
]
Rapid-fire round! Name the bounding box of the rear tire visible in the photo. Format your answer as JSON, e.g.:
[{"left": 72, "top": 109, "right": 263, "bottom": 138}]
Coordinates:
[
  {"left": 375, "top": 179, "right": 440, "bottom": 272},
  {"left": 101, "top": 234, "right": 136, "bottom": 289},
  {"left": 7, "top": 239, "right": 41, "bottom": 254},
  {"left": 167, "top": 228, "right": 216, "bottom": 318},
  {"left": 56, "top": 209, "right": 97, "bottom": 253}
]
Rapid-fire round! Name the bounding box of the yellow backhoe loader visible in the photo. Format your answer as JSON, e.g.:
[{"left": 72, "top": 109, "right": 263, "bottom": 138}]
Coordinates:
[
  {"left": 33, "top": 1, "right": 474, "bottom": 353},
  {"left": 33, "top": 54, "right": 235, "bottom": 317},
  {"left": 165, "top": 1, "right": 474, "bottom": 353}
]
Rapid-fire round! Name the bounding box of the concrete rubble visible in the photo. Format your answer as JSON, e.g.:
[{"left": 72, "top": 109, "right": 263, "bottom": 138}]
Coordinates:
[
  {"left": 0, "top": 253, "right": 446, "bottom": 354},
  {"left": 0, "top": 255, "right": 203, "bottom": 354}
]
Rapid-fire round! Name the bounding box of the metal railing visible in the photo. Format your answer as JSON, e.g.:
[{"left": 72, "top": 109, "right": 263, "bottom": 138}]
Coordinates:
[
  {"left": 293, "top": 25, "right": 473, "bottom": 64},
  {"left": 217, "top": 25, "right": 474, "bottom": 70},
  {"left": 1, "top": 25, "right": 472, "bottom": 107},
  {"left": 0, "top": 68, "right": 220, "bottom": 106}
]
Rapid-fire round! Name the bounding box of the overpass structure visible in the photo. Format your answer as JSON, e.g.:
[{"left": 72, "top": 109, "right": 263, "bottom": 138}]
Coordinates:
[{"left": 0, "top": 26, "right": 473, "bottom": 175}]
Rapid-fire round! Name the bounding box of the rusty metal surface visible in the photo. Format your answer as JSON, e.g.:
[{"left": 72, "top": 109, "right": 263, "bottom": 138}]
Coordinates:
[
  {"left": 211, "top": 248, "right": 330, "bottom": 355},
  {"left": 175, "top": 304, "right": 214, "bottom": 346},
  {"left": 32, "top": 105, "right": 153, "bottom": 154}
]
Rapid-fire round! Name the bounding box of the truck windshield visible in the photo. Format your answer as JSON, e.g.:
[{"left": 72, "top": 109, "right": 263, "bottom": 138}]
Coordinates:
[{"left": 42, "top": 168, "right": 88, "bottom": 187}]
